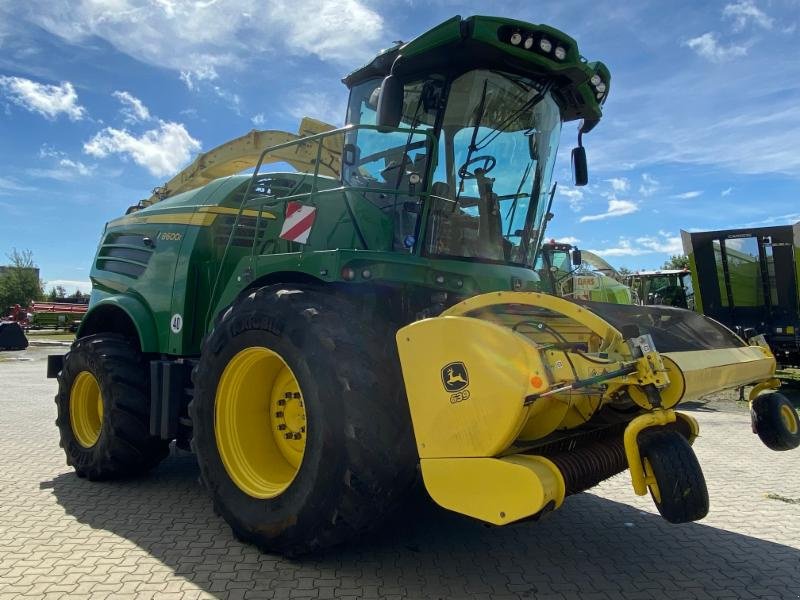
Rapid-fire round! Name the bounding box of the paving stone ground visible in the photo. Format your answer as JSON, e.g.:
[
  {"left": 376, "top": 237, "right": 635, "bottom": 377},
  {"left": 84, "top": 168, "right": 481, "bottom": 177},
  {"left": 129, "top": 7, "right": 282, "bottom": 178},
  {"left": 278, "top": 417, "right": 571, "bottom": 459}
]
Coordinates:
[{"left": 1, "top": 346, "right": 799, "bottom": 600}]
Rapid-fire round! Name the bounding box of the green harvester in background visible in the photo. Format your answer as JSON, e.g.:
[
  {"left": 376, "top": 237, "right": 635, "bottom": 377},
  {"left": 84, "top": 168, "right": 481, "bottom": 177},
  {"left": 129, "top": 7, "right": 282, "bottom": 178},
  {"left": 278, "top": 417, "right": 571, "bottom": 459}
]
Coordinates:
[{"left": 536, "top": 240, "right": 632, "bottom": 303}]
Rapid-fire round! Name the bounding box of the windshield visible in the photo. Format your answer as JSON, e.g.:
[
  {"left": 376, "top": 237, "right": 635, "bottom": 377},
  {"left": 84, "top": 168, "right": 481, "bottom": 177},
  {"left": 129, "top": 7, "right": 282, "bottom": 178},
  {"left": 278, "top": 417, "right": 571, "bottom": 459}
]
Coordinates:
[
  {"left": 426, "top": 70, "right": 561, "bottom": 267},
  {"left": 343, "top": 70, "right": 562, "bottom": 262}
]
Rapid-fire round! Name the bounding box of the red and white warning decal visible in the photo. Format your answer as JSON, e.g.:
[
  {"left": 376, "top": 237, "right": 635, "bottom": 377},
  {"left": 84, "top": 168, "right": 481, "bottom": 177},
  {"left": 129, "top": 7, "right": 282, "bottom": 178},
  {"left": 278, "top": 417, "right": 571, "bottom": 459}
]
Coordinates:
[{"left": 279, "top": 201, "right": 317, "bottom": 244}]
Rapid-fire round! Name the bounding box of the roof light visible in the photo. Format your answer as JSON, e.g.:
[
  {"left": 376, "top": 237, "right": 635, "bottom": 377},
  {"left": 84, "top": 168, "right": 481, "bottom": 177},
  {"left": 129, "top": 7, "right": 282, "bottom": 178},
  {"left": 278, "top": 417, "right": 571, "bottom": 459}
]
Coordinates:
[
  {"left": 596, "top": 92, "right": 604, "bottom": 99},
  {"left": 341, "top": 267, "right": 356, "bottom": 281},
  {"left": 539, "top": 38, "right": 552, "bottom": 53},
  {"left": 591, "top": 74, "right": 602, "bottom": 86},
  {"left": 524, "top": 36, "right": 534, "bottom": 50},
  {"left": 554, "top": 46, "right": 566, "bottom": 60},
  {"left": 596, "top": 82, "right": 606, "bottom": 93},
  {"left": 510, "top": 32, "right": 522, "bottom": 45}
]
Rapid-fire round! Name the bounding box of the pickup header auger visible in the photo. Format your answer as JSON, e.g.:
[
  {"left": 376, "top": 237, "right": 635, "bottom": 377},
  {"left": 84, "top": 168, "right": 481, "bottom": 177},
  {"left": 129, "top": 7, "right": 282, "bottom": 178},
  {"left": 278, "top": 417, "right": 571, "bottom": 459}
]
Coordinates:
[{"left": 48, "top": 15, "right": 799, "bottom": 555}]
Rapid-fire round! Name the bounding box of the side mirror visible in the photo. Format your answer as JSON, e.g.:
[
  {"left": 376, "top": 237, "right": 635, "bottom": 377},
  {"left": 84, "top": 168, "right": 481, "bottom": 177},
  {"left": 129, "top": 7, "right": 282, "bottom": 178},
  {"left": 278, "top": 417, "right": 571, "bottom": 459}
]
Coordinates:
[
  {"left": 376, "top": 75, "right": 403, "bottom": 129},
  {"left": 572, "top": 248, "right": 582, "bottom": 266},
  {"left": 571, "top": 146, "right": 588, "bottom": 186}
]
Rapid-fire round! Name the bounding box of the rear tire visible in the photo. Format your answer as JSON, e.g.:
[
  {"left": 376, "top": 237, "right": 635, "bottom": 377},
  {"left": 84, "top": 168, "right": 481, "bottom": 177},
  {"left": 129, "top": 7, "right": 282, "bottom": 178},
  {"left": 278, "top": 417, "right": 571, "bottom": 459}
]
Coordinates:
[
  {"left": 191, "top": 284, "right": 417, "bottom": 555},
  {"left": 55, "top": 334, "right": 170, "bottom": 480},
  {"left": 640, "top": 428, "right": 709, "bottom": 523},
  {"left": 752, "top": 392, "right": 800, "bottom": 451}
]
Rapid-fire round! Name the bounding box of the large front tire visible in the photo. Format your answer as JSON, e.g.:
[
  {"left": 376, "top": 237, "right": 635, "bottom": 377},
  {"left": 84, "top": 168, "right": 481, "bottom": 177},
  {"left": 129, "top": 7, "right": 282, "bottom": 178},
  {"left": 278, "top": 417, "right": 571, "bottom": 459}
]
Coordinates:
[
  {"left": 55, "top": 334, "right": 170, "bottom": 480},
  {"left": 191, "top": 285, "right": 417, "bottom": 555}
]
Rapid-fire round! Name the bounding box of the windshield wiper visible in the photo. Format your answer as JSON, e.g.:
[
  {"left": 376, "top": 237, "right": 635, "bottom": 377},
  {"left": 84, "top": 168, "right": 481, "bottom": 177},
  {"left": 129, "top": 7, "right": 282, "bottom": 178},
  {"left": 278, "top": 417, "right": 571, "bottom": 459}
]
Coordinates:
[
  {"left": 455, "top": 79, "right": 489, "bottom": 203},
  {"left": 473, "top": 80, "right": 553, "bottom": 150},
  {"left": 504, "top": 160, "right": 533, "bottom": 238}
]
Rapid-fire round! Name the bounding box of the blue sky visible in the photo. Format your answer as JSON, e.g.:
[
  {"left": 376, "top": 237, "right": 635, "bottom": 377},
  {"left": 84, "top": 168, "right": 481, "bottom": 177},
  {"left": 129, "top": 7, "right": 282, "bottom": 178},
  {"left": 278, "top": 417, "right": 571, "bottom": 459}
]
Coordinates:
[{"left": 0, "top": 0, "right": 798, "bottom": 292}]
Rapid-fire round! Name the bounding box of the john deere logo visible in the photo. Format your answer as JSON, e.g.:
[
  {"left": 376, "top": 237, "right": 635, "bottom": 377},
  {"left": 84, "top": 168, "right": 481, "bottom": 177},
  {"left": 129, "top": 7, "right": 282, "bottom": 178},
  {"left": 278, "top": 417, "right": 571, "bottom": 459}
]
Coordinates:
[{"left": 441, "top": 362, "right": 469, "bottom": 392}]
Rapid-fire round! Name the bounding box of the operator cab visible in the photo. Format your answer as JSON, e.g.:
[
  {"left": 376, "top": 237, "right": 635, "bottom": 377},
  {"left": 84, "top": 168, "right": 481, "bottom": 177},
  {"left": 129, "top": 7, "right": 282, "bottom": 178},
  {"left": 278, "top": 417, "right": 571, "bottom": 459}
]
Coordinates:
[
  {"left": 345, "top": 69, "right": 560, "bottom": 269},
  {"left": 340, "top": 16, "right": 609, "bottom": 272}
]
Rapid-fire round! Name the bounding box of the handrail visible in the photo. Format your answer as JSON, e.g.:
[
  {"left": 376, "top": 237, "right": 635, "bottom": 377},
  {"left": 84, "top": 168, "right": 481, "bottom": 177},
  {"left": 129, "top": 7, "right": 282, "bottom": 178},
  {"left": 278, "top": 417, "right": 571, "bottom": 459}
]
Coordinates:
[{"left": 205, "top": 123, "right": 438, "bottom": 325}]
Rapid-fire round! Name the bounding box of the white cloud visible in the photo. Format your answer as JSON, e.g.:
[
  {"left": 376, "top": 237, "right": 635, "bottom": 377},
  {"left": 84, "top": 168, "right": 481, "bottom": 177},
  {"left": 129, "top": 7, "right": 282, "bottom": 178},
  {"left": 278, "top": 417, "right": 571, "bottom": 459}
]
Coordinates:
[
  {"left": 579, "top": 199, "right": 638, "bottom": 223},
  {"left": 672, "top": 190, "right": 703, "bottom": 199},
  {"left": 251, "top": 113, "right": 266, "bottom": 127},
  {"left": 268, "top": 0, "right": 383, "bottom": 63},
  {"left": 83, "top": 121, "right": 201, "bottom": 177},
  {"left": 28, "top": 157, "right": 95, "bottom": 181},
  {"left": 607, "top": 177, "right": 630, "bottom": 193},
  {"left": 178, "top": 65, "right": 240, "bottom": 113},
  {"left": 721, "top": 186, "right": 733, "bottom": 196},
  {"left": 741, "top": 212, "right": 800, "bottom": 228},
  {"left": 555, "top": 236, "right": 580, "bottom": 245},
  {"left": 590, "top": 232, "right": 683, "bottom": 257},
  {"left": 112, "top": 90, "right": 150, "bottom": 123},
  {"left": 723, "top": 0, "right": 773, "bottom": 31},
  {"left": 33, "top": 145, "right": 96, "bottom": 180},
  {"left": 17, "top": 0, "right": 384, "bottom": 75},
  {"left": 0, "top": 176, "right": 36, "bottom": 194},
  {"left": 636, "top": 232, "right": 683, "bottom": 254},
  {"left": 684, "top": 32, "right": 747, "bottom": 62},
  {"left": 0, "top": 75, "right": 86, "bottom": 120},
  {"left": 638, "top": 173, "right": 659, "bottom": 197},
  {"left": 286, "top": 91, "right": 344, "bottom": 127},
  {"left": 44, "top": 279, "right": 91, "bottom": 294},
  {"left": 180, "top": 65, "right": 218, "bottom": 91},
  {"left": 558, "top": 187, "right": 584, "bottom": 212},
  {"left": 211, "top": 85, "right": 241, "bottom": 114}
]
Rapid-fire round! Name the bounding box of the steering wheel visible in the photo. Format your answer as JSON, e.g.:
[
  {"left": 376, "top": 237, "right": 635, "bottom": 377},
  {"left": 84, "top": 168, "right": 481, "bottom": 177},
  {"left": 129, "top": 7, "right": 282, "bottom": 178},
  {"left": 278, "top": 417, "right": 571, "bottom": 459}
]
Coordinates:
[{"left": 457, "top": 155, "right": 497, "bottom": 180}]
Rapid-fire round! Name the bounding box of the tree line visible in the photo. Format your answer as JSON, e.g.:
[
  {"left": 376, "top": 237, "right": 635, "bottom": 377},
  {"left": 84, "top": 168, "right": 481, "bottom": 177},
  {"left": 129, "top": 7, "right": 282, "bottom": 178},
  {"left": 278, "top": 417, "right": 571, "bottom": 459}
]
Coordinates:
[{"left": 0, "top": 249, "right": 89, "bottom": 313}]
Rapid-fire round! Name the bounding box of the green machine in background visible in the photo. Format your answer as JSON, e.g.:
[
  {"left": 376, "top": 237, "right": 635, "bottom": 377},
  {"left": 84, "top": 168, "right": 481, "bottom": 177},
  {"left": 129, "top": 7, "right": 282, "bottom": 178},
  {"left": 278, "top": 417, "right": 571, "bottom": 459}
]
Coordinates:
[
  {"left": 682, "top": 224, "right": 800, "bottom": 368},
  {"left": 536, "top": 240, "right": 632, "bottom": 303},
  {"left": 625, "top": 269, "right": 694, "bottom": 310}
]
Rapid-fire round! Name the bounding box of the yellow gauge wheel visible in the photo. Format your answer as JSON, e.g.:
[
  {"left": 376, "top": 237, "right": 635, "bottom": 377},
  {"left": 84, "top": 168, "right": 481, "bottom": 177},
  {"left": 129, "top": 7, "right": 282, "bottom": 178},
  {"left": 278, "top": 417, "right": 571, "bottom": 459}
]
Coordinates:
[
  {"left": 69, "top": 371, "right": 104, "bottom": 448},
  {"left": 215, "top": 347, "right": 307, "bottom": 499},
  {"left": 780, "top": 404, "right": 799, "bottom": 435},
  {"left": 642, "top": 457, "right": 661, "bottom": 504}
]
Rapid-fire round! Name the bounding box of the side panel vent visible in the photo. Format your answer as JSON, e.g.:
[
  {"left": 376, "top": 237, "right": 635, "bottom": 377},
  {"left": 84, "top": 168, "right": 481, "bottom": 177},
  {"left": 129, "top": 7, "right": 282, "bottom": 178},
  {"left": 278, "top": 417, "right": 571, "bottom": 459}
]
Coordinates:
[{"left": 96, "top": 232, "right": 154, "bottom": 279}]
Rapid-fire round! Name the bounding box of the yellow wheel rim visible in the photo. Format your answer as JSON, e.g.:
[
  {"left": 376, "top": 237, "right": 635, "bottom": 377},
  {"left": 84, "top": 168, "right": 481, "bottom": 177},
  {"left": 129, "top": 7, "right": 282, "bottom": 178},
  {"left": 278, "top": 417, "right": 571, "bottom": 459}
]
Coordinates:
[
  {"left": 643, "top": 457, "right": 661, "bottom": 504},
  {"left": 69, "top": 371, "right": 104, "bottom": 448},
  {"left": 780, "top": 404, "right": 799, "bottom": 435},
  {"left": 215, "top": 347, "right": 307, "bottom": 499}
]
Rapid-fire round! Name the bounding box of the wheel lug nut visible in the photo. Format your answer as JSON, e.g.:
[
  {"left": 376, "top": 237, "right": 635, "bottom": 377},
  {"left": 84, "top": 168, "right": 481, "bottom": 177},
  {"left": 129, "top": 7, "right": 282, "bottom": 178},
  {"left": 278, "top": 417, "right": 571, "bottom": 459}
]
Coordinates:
[
  {"left": 277, "top": 399, "right": 286, "bottom": 406},
  {"left": 284, "top": 432, "right": 293, "bottom": 439},
  {"left": 293, "top": 392, "right": 301, "bottom": 399},
  {"left": 277, "top": 424, "right": 287, "bottom": 430},
  {"left": 293, "top": 433, "right": 302, "bottom": 440},
  {"left": 284, "top": 392, "right": 292, "bottom": 399},
  {"left": 275, "top": 411, "right": 284, "bottom": 418},
  {"left": 300, "top": 426, "right": 305, "bottom": 433}
]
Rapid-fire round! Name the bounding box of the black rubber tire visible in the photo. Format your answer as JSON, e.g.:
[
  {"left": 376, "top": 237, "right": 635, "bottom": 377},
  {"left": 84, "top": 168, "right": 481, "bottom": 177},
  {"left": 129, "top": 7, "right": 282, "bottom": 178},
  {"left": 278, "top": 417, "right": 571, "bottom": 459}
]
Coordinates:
[
  {"left": 190, "top": 284, "right": 418, "bottom": 555},
  {"left": 639, "top": 428, "right": 709, "bottom": 524},
  {"left": 752, "top": 392, "right": 800, "bottom": 451},
  {"left": 55, "top": 334, "right": 170, "bottom": 480}
]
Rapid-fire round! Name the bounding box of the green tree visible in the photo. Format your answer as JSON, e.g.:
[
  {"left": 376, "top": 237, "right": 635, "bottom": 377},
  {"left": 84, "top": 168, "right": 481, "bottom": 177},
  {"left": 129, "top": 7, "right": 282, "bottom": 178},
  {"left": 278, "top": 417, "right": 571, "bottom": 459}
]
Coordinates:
[
  {"left": 662, "top": 254, "right": 690, "bottom": 270},
  {"left": 48, "top": 285, "right": 67, "bottom": 301},
  {"left": 0, "top": 248, "right": 44, "bottom": 310},
  {"left": 68, "top": 289, "right": 89, "bottom": 303},
  {"left": 614, "top": 266, "right": 632, "bottom": 282}
]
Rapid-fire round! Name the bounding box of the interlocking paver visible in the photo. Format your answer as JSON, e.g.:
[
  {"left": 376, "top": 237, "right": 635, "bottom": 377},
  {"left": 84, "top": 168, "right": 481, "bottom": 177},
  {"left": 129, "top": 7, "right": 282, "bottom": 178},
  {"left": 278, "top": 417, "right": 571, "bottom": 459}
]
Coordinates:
[{"left": 2, "top": 348, "right": 800, "bottom": 599}]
